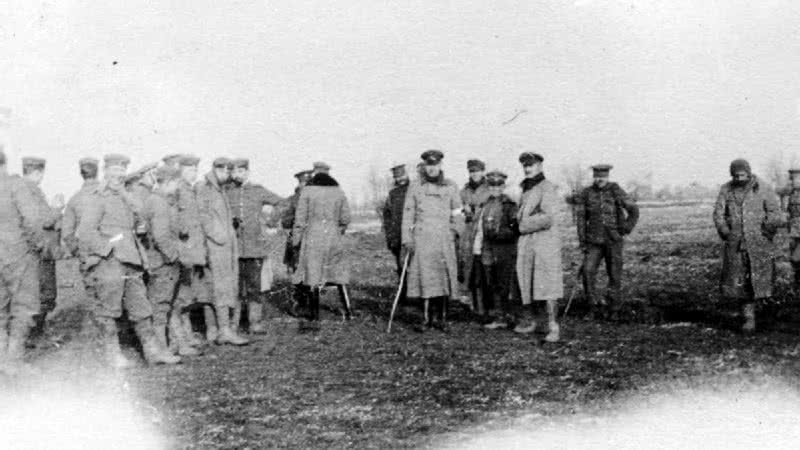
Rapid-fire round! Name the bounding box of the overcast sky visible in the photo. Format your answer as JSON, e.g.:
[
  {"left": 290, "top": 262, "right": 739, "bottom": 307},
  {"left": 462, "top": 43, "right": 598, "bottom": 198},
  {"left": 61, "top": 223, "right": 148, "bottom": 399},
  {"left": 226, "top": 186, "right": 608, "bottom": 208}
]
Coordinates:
[{"left": 2, "top": 0, "right": 799, "bottom": 201}]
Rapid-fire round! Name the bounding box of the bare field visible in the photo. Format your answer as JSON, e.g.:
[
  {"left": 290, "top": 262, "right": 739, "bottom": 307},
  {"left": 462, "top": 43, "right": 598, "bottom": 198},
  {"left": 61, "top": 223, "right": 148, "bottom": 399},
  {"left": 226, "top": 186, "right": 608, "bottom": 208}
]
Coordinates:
[{"left": 9, "top": 205, "right": 800, "bottom": 449}]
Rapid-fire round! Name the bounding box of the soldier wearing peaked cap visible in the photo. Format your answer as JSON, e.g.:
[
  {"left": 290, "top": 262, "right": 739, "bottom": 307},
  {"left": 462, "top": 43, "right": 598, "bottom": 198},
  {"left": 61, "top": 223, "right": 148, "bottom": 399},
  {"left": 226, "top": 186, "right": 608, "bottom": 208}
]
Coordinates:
[
  {"left": 575, "top": 163, "right": 639, "bottom": 321},
  {"left": 402, "top": 150, "right": 461, "bottom": 331},
  {"left": 162, "top": 153, "right": 184, "bottom": 169},
  {"left": 382, "top": 164, "right": 410, "bottom": 304},
  {"left": 459, "top": 158, "right": 491, "bottom": 317},
  {"left": 282, "top": 169, "right": 313, "bottom": 317},
  {"left": 77, "top": 153, "right": 180, "bottom": 367},
  {"left": 0, "top": 149, "right": 46, "bottom": 366},
  {"left": 21, "top": 157, "right": 64, "bottom": 338},
  {"left": 226, "top": 157, "right": 283, "bottom": 334}
]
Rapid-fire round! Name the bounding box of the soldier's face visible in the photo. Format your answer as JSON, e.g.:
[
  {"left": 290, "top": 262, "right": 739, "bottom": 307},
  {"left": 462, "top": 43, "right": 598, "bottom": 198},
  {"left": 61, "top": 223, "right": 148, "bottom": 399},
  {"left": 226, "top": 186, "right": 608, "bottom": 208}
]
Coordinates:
[
  {"left": 593, "top": 175, "right": 609, "bottom": 188},
  {"left": 214, "top": 167, "right": 230, "bottom": 182},
  {"left": 523, "top": 162, "right": 542, "bottom": 177},
  {"left": 26, "top": 169, "right": 44, "bottom": 185},
  {"left": 488, "top": 185, "right": 504, "bottom": 197},
  {"left": 105, "top": 165, "right": 126, "bottom": 187},
  {"left": 792, "top": 175, "right": 800, "bottom": 189},
  {"left": 469, "top": 170, "right": 484, "bottom": 182},
  {"left": 424, "top": 163, "right": 441, "bottom": 178},
  {"left": 181, "top": 165, "right": 198, "bottom": 184},
  {"left": 162, "top": 179, "right": 180, "bottom": 195},
  {"left": 232, "top": 167, "right": 249, "bottom": 183},
  {"left": 394, "top": 175, "right": 409, "bottom": 186},
  {"left": 733, "top": 171, "right": 750, "bottom": 183}
]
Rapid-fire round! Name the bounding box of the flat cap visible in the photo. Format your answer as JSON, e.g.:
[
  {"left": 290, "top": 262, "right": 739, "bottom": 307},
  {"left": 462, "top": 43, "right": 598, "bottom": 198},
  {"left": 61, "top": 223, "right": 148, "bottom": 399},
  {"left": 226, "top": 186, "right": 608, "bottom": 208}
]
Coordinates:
[
  {"left": 154, "top": 165, "right": 181, "bottom": 182},
  {"left": 313, "top": 161, "right": 331, "bottom": 171},
  {"left": 212, "top": 157, "right": 232, "bottom": 168},
  {"left": 467, "top": 159, "right": 485, "bottom": 171},
  {"left": 591, "top": 164, "right": 613, "bottom": 175},
  {"left": 294, "top": 169, "right": 313, "bottom": 180},
  {"left": 179, "top": 154, "right": 200, "bottom": 166},
  {"left": 518, "top": 152, "right": 544, "bottom": 165},
  {"left": 729, "top": 159, "right": 751, "bottom": 176},
  {"left": 104, "top": 153, "right": 131, "bottom": 167},
  {"left": 390, "top": 164, "right": 407, "bottom": 178},
  {"left": 79, "top": 157, "right": 99, "bottom": 168},
  {"left": 231, "top": 158, "right": 249, "bottom": 169},
  {"left": 421, "top": 149, "right": 444, "bottom": 164},
  {"left": 22, "top": 157, "right": 46, "bottom": 170},
  {"left": 162, "top": 153, "right": 183, "bottom": 165},
  {"left": 125, "top": 162, "right": 158, "bottom": 183},
  {"left": 486, "top": 170, "right": 508, "bottom": 185}
]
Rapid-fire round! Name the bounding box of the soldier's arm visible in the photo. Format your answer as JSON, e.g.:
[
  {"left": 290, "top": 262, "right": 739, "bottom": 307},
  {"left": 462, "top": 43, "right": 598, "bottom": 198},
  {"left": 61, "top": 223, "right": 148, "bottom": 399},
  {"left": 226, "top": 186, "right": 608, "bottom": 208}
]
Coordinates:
[
  {"left": 449, "top": 183, "right": 463, "bottom": 227},
  {"left": 291, "top": 190, "right": 309, "bottom": 247},
  {"left": 196, "top": 184, "right": 226, "bottom": 244},
  {"left": 13, "top": 181, "right": 46, "bottom": 249},
  {"left": 401, "top": 185, "right": 416, "bottom": 247},
  {"left": 575, "top": 190, "right": 587, "bottom": 245},
  {"left": 259, "top": 186, "right": 284, "bottom": 206},
  {"left": 712, "top": 186, "right": 730, "bottom": 239},
  {"left": 762, "top": 185, "right": 786, "bottom": 233},
  {"left": 615, "top": 185, "right": 640, "bottom": 234},
  {"left": 76, "top": 195, "right": 113, "bottom": 257},
  {"left": 61, "top": 201, "right": 78, "bottom": 254},
  {"left": 519, "top": 188, "right": 556, "bottom": 233},
  {"left": 149, "top": 197, "right": 180, "bottom": 263}
]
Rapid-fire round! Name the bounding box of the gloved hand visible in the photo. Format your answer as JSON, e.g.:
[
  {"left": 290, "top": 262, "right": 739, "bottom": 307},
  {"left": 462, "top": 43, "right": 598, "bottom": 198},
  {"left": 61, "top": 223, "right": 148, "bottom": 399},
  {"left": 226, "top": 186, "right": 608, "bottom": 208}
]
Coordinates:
[
  {"left": 178, "top": 231, "right": 189, "bottom": 241},
  {"left": 401, "top": 243, "right": 414, "bottom": 262}
]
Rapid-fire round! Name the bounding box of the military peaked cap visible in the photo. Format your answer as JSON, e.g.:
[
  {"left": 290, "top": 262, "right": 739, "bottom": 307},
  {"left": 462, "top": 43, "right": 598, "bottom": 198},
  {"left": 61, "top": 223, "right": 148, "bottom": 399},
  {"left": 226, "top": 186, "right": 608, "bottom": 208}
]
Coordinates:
[
  {"left": 591, "top": 164, "right": 613, "bottom": 175},
  {"left": 467, "top": 159, "right": 485, "bottom": 171},
  {"left": 294, "top": 169, "right": 312, "bottom": 180},
  {"left": 22, "top": 157, "right": 46, "bottom": 170},
  {"left": 125, "top": 162, "right": 158, "bottom": 183},
  {"left": 486, "top": 170, "right": 508, "bottom": 186},
  {"left": 231, "top": 158, "right": 249, "bottom": 169},
  {"left": 154, "top": 165, "right": 181, "bottom": 182},
  {"left": 421, "top": 149, "right": 444, "bottom": 164},
  {"left": 313, "top": 161, "right": 331, "bottom": 171},
  {"left": 104, "top": 153, "right": 131, "bottom": 167},
  {"left": 212, "top": 157, "right": 232, "bottom": 168},
  {"left": 162, "top": 153, "right": 183, "bottom": 166},
  {"left": 179, "top": 154, "right": 200, "bottom": 166},
  {"left": 518, "top": 152, "right": 544, "bottom": 165},
  {"left": 79, "top": 157, "right": 99, "bottom": 169},
  {"left": 390, "top": 164, "right": 407, "bottom": 178}
]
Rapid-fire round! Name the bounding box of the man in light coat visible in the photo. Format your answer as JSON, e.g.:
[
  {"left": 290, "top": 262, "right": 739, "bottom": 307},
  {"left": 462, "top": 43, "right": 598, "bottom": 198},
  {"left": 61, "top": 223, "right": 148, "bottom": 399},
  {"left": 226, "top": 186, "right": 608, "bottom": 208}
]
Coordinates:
[
  {"left": 402, "top": 150, "right": 462, "bottom": 332},
  {"left": 514, "top": 153, "right": 564, "bottom": 342}
]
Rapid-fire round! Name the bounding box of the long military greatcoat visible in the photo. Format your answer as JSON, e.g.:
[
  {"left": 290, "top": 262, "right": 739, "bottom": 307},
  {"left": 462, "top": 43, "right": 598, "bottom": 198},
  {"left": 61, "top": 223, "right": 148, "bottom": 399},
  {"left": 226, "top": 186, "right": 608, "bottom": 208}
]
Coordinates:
[
  {"left": 292, "top": 173, "right": 351, "bottom": 286},
  {"left": 25, "top": 180, "right": 62, "bottom": 261},
  {"left": 176, "top": 180, "right": 207, "bottom": 267},
  {"left": 402, "top": 175, "right": 462, "bottom": 299},
  {"left": 0, "top": 173, "right": 43, "bottom": 265},
  {"left": 143, "top": 189, "right": 182, "bottom": 270},
  {"left": 516, "top": 178, "right": 564, "bottom": 303},
  {"left": 196, "top": 172, "right": 239, "bottom": 307},
  {"left": 62, "top": 180, "right": 100, "bottom": 257},
  {"left": 225, "top": 181, "right": 283, "bottom": 259},
  {"left": 713, "top": 176, "right": 784, "bottom": 299}
]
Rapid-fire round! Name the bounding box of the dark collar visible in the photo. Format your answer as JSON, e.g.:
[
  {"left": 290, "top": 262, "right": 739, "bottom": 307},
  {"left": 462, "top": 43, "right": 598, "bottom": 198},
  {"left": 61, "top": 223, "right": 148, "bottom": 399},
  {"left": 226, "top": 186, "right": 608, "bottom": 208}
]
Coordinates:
[
  {"left": 520, "top": 173, "right": 545, "bottom": 192},
  {"left": 307, "top": 173, "right": 339, "bottom": 187}
]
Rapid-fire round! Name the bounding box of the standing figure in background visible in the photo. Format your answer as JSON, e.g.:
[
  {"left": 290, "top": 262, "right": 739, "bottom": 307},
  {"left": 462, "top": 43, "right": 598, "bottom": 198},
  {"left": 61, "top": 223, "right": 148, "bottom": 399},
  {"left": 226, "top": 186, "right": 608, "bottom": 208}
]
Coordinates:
[
  {"left": 196, "top": 157, "right": 248, "bottom": 346},
  {"left": 292, "top": 162, "right": 352, "bottom": 326},
  {"left": 282, "top": 169, "right": 312, "bottom": 317},
  {"left": 713, "top": 159, "right": 784, "bottom": 333},
  {"left": 459, "top": 159, "right": 491, "bottom": 317},
  {"left": 780, "top": 168, "right": 800, "bottom": 294},
  {"left": 63, "top": 158, "right": 101, "bottom": 258},
  {"left": 226, "top": 158, "right": 283, "bottom": 334},
  {"left": 476, "top": 170, "right": 520, "bottom": 331},
  {"left": 382, "top": 164, "right": 410, "bottom": 304},
  {"left": 575, "top": 164, "right": 639, "bottom": 319},
  {"left": 514, "top": 153, "right": 563, "bottom": 342},
  {"left": 0, "top": 148, "right": 44, "bottom": 368},
  {"left": 402, "top": 150, "right": 461, "bottom": 332},
  {"left": 22, "top": 157, "right": 64, "bottom": 339}
]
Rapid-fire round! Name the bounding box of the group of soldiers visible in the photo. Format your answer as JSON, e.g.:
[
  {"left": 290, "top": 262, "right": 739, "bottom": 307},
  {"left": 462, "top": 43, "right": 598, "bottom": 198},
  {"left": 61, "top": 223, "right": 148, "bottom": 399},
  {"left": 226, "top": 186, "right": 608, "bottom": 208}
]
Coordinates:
[
  {"left": 381, "top": 150, "right": 640, "bottom": 340},
  {"left": 0, "top": 146, "right": 353, "bottom": 369}
]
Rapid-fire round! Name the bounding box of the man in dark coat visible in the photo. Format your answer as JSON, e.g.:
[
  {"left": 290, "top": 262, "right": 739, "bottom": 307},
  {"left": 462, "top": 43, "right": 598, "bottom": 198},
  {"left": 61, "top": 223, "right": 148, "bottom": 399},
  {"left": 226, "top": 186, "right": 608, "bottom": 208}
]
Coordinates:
[
  {"left": 63, "top": 158, "right": 101, "bottom": 257},
  {"left": 0, "top": 148, "right": 44, "bottom": 367},
  {"left": 459, "top": 159, "right": 491, "bottom": 315},
  {"left": 78, "top": 154, "right": 180, "bottom": 367},
  {"left": 21, "top": 157, "right": 64, "bottom": 337},
  {"left": 282, "top": 169, "right": 312, "bottom": 316},
  {"left": 382, "top": 164, "right": 409, "bottom": 303},
  {"left": 779, "top": 168, "right": 800, "bottom": 293},
  {"left": 227, "top": 158, "right": 283, "bottom": 333},
  {"left": 476, "top": 170, "right": 520, "bottom": 330},
  {"left": 713, "top": 159, "right": 784, "bottom": 332},
  {"left": 575, "top": 164, "right": 639, "bottom": 319}
]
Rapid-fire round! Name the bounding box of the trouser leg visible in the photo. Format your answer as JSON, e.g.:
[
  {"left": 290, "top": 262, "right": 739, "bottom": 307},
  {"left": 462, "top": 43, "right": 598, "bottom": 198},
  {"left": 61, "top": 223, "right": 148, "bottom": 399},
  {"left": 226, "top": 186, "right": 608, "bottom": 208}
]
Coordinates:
[
  {"left": 582, "top": 245, "right": 604, "bottom": 306},
  {"left": 605, "top": 241, "right": 624, "bottom": 309},
  {"left": 147, "top": 265, "right": 179, "bottom": 350}
]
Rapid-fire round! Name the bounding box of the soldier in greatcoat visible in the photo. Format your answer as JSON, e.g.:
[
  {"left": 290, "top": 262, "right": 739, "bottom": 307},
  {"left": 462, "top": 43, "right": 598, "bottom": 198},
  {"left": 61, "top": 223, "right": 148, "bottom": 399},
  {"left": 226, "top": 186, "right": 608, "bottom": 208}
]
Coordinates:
[
  {"left": 21, "top": 157, "right": 64, "bottom": 337},
  {"left": 382, "top": 164, "right": 410, "bottom": 304},
  {"left": 196, "top": 157, "right": 248, "bottom": 345},
  {"left": 575, "top": 164, "right": 639, "bottom": 319},
  {"left": 459, "top": 159, "right": 491, "bottom": 315},
  {"left": 143, "top": 165, "right": 201, "bottom": 356},
  {"left": 227, "top": 157, "right": 283, "bottom": 333},
  {"left": 713, "top": 159, "right": 784, "bottom": 332},
  {"left": 282, "top": 169, "right": 312, "bottom": 316},
  {"left": 292, "top": 162, "right": 352, "bottom": 324},
  {"left": 514, "top": 153, "right": 564, "bottom": 342},
  {"left": 77, "top": 154, "right": 180, "bottom": 367},
  {"left": 0, "top": 148, "right": 44, "bottom": 367},
  {"left": 402, "top": 150, "right": 462, "bottom": 331},
  {"left": 475, "top": 170, "right": 520, "bottom": 330}
]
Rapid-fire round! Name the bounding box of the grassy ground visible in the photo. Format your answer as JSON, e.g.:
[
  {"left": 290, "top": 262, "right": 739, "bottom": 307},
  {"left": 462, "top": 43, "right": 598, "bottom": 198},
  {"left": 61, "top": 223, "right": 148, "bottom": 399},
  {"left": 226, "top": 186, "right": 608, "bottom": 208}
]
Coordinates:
[{"left": 11, "top": 205, "right": 800, "bottom": 448}]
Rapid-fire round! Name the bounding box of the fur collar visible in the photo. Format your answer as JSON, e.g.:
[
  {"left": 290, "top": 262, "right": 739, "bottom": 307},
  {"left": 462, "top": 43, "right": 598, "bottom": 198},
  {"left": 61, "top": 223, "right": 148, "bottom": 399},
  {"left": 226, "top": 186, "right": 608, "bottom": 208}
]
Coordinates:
[{"left": 307, "top": 173, "right": 339, "bottom": 187}]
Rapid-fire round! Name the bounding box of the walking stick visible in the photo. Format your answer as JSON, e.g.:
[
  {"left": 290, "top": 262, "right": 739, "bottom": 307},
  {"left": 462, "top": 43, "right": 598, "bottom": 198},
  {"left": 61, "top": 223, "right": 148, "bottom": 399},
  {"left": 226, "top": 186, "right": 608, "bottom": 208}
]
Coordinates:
[
  {"left": 562, "top": 264, "right": 584, "bottom": 320},
  {"left": 387, "top": 252, "right": 411, "bottom": 333}
]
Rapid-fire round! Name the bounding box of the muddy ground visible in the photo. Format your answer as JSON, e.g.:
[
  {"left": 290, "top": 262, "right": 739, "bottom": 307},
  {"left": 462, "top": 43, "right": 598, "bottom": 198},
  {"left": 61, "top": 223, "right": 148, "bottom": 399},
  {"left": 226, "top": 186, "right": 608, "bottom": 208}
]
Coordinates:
[{"left": 12, "top": 204, "right": 800, "bottom": 449}]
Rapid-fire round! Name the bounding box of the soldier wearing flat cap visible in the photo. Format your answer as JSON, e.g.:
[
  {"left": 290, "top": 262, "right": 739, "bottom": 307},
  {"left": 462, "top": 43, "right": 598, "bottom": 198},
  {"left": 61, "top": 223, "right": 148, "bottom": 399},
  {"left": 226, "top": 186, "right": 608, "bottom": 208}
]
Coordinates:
[
  {"left": 402, "top": 150, "right": 462, "bottom": 331},
  {"left": 474, "top": 170, "right": 521, "bottom": 330},
  {"left": 575, "top": 163, "right": 639, "bottom": 321},
  {"left": 713, "top": 159, "right": 783, "bottom": 333},
  {"left": 175, "top": 154, "right": 214, "bottom": 344},
  {"left": 282, "top": 169, "right": 313, "bottom": 316},
  {"left": 195, "top": 157, "right": 249, "bottom": 345},
  {"left": 78, "top": 153, "right": 180, "bottom": 367},
  {"left": 162, "top": 153, "right": 183, "bottom": 169},
  {"left": 459, "top": 158, "right": 492, "bottom": 317},
  {"left": 382, "top": 164, "right": 410, "bottom": 304},
  {"left": 142, "top": 164, "right": 201, "bottom": 356},
  {"left": 226, "top": 157, "right": 283, "bottom": 334},
  {"left": 293, "top": 162, "right": 353, "bottom": 325},
  {"left": 0, "top": 148, "right": 46, "bottom": 366},
  {"left": 21, "top": 157, "right": 64, "bottom": 337}
]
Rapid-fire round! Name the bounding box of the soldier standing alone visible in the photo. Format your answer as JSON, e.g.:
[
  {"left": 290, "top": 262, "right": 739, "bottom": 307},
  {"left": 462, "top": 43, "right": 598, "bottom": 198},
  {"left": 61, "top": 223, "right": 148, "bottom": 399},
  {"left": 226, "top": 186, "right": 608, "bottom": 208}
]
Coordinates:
[
  {"left": 226, "top": 158, "right": 283, "bottom": 333},
  {"left": 382, "top": 164, "right": 410, "bottom": 304},
  {"left": 575, "top": 164, "right": 639, "bottom": 319}
]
